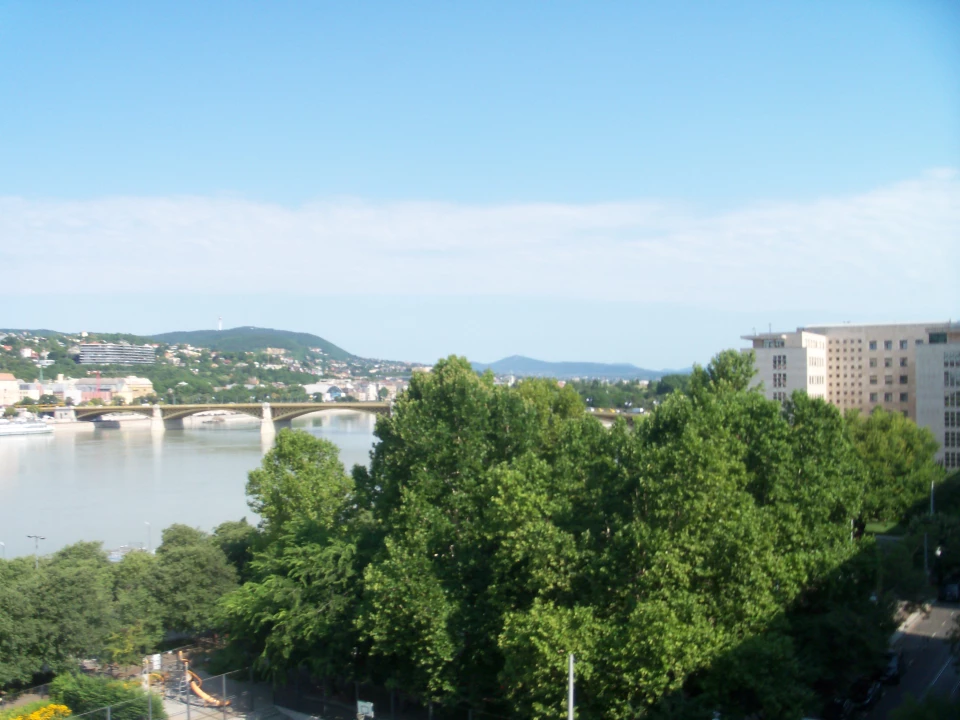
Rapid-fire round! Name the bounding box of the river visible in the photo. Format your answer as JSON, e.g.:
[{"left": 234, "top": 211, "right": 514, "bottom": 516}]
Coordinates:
[{"left": 0, "top": 411, "right": 378, "bottom": 559}]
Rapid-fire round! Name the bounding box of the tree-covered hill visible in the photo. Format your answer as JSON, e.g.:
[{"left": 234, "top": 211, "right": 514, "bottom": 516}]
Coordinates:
[
  {"left": 472, "top": 354, "right": 687, "bottom": 380},
  {"left": 151, "top": 326, "right": 353, "bottom": 361}
]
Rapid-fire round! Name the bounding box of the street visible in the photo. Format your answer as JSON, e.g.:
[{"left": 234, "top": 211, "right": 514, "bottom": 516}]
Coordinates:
[{"left": 865, "top": 603, "right": 960, "bottom": 720}]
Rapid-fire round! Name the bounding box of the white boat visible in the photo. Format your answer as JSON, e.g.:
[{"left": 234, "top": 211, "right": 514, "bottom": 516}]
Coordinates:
[{"left": 0, "top": 419, "right": 54, "bottom": 436}]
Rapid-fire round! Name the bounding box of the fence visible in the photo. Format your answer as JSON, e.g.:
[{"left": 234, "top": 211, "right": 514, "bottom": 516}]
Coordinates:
[{"left": 273, "top": 677, "right": 510, "bottom": 720}]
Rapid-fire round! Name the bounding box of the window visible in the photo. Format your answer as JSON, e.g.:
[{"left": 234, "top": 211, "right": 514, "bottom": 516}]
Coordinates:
[
  {"left": 870, "top": 375, "right": 878, "bottom": 385},
  {"left": 900, "top": 375, "right": 908, "bottom": 385},
  {"left": 869, "top": 341, "right": 877, "bottom": 350},
  {"left": 870, "top": 392, "right": 878, "bottom": 402},
  {"left": 900, "top": 358, "right": 908, "bottom": 367},
  {"left": 884, "top": 358, "right": 893, "bottom": 368},
  {"left": 899, "top": 339, "right": 908, "bottom": 350},
  {"left": 884, "top": 392, "right": 893, "bottom": 402},
  {"left": 772, "top": 355, "right": 787, "bottom": 370},
  {"left": 916, "top": 339, "right": 924, "bottom": 346},
  {"left": 869, "top": 358, "right": 877, "bottom": 368},
  {"left": 885, "top": 375, "right": 893, "bottom": 385},
  {"left": 900, "top": 393, "right": 908, "bottom": 402},
  {"left": 884, "top": 340, "right": 893, "bottom": 350}
]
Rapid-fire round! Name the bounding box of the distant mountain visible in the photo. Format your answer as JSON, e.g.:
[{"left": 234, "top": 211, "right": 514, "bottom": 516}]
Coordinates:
[
  {"left": 151, "top": 326, "right": 353, "bottom": 361},
  {"left": 472, "top": 355, "right": 686, "bottom": 380}
]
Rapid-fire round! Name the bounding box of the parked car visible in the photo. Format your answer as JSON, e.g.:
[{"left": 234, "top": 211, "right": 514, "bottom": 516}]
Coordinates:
[
  {"left": 849, "top": 677, "right": 883, "bottom": 711},
  {"left": 880, "top": 649, "right": 903, "bottom": 685},
  {"left": 938, "top": 582, "right": 960, "bottom": 602},
  {"left": 822, "top": 698, "right": 854, "bottom": 720}
]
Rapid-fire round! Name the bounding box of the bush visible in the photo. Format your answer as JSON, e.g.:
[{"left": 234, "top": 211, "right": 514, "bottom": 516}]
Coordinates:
[
  {"left": 0, "top": 701, "right": 60, "bottom": 720},
  {"left": 49, "top": 675, "right": 164, "bottom": 720}
]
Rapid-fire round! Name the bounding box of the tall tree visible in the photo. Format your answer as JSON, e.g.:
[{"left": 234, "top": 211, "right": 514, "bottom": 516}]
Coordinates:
[{"left": 845, "top": 407, "right": 943, "bottom": 522}]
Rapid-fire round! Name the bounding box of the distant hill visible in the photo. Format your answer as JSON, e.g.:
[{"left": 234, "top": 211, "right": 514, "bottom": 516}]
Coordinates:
[
  {"left": 472, "top": 355, "right": 686, "bottom": 380},
  {"left": 151, "top": 326, "right": 353, "bottom": 360}
]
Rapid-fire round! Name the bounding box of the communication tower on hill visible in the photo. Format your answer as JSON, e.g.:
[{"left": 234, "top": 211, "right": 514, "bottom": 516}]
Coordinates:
[{"left": 218, "top": 316, "right": 223, "bottom": 332}]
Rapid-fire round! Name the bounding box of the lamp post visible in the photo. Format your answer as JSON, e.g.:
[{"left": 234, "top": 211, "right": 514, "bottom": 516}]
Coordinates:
[{"left": 26, "top": 534, "right": 45, "bottom": 570}]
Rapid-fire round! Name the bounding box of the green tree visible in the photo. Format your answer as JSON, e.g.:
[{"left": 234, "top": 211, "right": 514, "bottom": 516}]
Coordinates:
[
  {"left": 212, "top": 518, "right": 258, "bottom": 582},
  {"left": 219, "top": 431, "right": 364, "bottom": 679},
  {"left": 155, "top": 526, "right": 237, "bottom": 634},
  {"left": 846, "top": 407, "right": 944, "bottom": 522}
]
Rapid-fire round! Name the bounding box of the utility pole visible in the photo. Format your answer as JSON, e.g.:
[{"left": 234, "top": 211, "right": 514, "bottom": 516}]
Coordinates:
[
  {"left": 568, "top": 653, "right": 575, "bottom": 720},
  {"left": 26, "top": 535, "right": 45, "bottom": 570}
]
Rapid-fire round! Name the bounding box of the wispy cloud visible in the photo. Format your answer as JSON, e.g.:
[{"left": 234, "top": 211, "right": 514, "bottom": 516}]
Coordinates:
[{"left": 1, "top": 170, "right": 957, "bottom": 315}]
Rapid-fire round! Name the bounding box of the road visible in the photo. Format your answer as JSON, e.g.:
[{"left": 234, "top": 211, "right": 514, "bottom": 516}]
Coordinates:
[{"left": 866, "top": 603, "right": 960, "bottom": 719}]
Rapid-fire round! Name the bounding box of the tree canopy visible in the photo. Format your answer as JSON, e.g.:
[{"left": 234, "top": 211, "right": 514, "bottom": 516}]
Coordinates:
[{"left": 217, "top": 353, "right": 910, "bottom": 719}]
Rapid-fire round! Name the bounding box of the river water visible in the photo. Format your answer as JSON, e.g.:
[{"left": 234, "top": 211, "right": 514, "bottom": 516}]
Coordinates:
[{"left": 0, "top": 411, "right": 378, "bottom": 559}]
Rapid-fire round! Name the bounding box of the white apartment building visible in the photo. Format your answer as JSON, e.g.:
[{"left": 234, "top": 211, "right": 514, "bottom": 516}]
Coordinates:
[
  {"left": 79, "top": 343, "right": 156, "bottom": 365},
  {"left": 741, "top": 330, "right": 827, "bottom": 403},
  {"left": 916, "top": 323, "right": 960, "bottom": 470}
]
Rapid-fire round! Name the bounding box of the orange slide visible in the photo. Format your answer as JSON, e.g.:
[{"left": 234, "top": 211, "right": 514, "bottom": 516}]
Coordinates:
[
  {"left": 187, "top": 670, "right": 231, "bottom": 708},
  {"left": 177, "top": 651, "right": 230, "bottom": 708}
]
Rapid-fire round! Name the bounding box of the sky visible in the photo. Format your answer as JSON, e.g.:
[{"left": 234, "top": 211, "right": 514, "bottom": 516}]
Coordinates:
[{"left": 1, "top": 1, "right": 958, "bottom": 369}]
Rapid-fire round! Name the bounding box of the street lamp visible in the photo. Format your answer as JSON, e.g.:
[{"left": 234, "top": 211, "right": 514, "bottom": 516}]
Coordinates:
[{"left": 26, "top": 534, "right": 45, "bottom": 570}]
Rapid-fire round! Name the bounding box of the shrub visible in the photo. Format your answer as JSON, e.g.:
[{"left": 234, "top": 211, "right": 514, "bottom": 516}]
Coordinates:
[{"left": 49, "top": 675, "right": 164, "bottom": 720}]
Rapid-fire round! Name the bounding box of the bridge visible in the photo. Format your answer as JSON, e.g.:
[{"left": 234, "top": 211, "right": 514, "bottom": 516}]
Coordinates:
[
  {"left": 36, "top": 402, "right": 634, "bottom": 432},
  {"left": 37, "top": 402, "right": 390, "bottom": 433}
]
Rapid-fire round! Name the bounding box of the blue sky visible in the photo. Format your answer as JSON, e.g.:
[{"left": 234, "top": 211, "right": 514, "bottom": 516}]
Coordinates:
[{"left": 1, "top": 1, "right": 958, "bottom": 368}]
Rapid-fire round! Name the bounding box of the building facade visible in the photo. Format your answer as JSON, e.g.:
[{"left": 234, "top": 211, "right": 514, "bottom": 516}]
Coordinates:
[
  {"left": 803, "top": 323, "right": 936, "bottom": 421},
  {"left": 79, "top": 343, "right": 156, "bottom": 365},
  {"left": 741, "top": 330, "right": 827, "bottom": 402},
  {"left": 0, "top": 372, "right": 20, "bottom": 406},
  {"left": 916, "top": 323, "right": 960, "bottom": 470}
]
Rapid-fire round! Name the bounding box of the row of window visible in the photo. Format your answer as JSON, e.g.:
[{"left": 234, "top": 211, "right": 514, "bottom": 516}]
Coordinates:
[
  {"left": 772, "top": 354, "right": 787, "bottom": 370},
  {"left": 869, "top": 357, "right": 909, "bottom": 368},
  {"left": 870, "top": 392, "right": 909, "bottom": 403},
  {"left": 946, "top": 451, "right": 959, "bottom": 470},
  {"left": 946, "top": 351, "right": 960, "bottom": 367},
  {"left": 869, "top": 375, "right": 909, "bottom": 385},
  {"left": 947, "top": 411, "right": 959, "bottom": 429},
  {"left": 809, "top": 357, "right": 825, "bottom": 367},
  {"left": 808, "top": 375, "right": 825, "bottom": 385},
  {"left": 947, "top": 392, "right": 960, "bottom": 408},
  {"left": 946, "top": 431, "right": 960, "bottom": 449},
  {"left": 772, "top": 373, "right": 788, "bottom": 388},
  {"left": 946, "top": 371, "right": 960, "bottom": 388},
  {"left": 773, "top": 391, "right": 788, "bottom": 402},
  {"left": 867, "top": 339, "right": 918, "bottom": 351}
]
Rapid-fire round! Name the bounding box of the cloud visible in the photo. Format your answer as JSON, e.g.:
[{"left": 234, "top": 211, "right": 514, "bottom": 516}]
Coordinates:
[{"left": 1, "top": 169, "right": 957, "bottom": 315}]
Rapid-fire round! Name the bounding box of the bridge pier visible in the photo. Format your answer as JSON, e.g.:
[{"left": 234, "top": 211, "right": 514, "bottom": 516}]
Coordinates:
[
  {"left": 260, "top": 402, "right": 275, "bottom": 442},
  {"left": 151, "top": 405, "right": 164, "bottom": 432}
]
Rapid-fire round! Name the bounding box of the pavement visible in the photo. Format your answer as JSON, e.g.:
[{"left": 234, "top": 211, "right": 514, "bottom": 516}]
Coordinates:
[{"left": 864, "top": 602, "right": 960, "bottom": 720}]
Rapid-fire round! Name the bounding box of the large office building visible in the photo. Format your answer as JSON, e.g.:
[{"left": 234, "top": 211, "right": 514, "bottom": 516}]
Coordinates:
[
  {"left": 916, "top": 323, "right": 960, "bottom": 469},
  {"left": 79, "top": 343, "right": 155, "bottom": 365},
  {"left": 742, "top": 321, "right": 958, "bottom": 467},
  {"left": 744, "top": 322, "right": 943, "bottom": 421}
]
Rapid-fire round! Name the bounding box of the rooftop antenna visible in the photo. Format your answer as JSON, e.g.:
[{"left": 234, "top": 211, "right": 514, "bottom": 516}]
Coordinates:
[
  {"left": 768, "top": 322, "right": 772, "bottom": 334},
  {"left": 218, "top": 316, "right": 223, "bottom": 332}
]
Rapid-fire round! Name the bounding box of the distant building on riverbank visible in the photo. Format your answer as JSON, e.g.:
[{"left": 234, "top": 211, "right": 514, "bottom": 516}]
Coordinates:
[
  {"left": 79, "top": 342, "right": 155, "bottom": 365},
  {"left": 0, "top": 372, "right": 20, "bottom": 405}
]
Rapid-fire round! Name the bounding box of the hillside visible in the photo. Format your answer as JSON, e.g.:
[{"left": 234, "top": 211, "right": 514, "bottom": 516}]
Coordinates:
[
  {"left": 472, "top": 355, "right": 682, "bottom": 380},
  {"left": 151, "top": 326, "right": 353, "bottom": 361}
]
